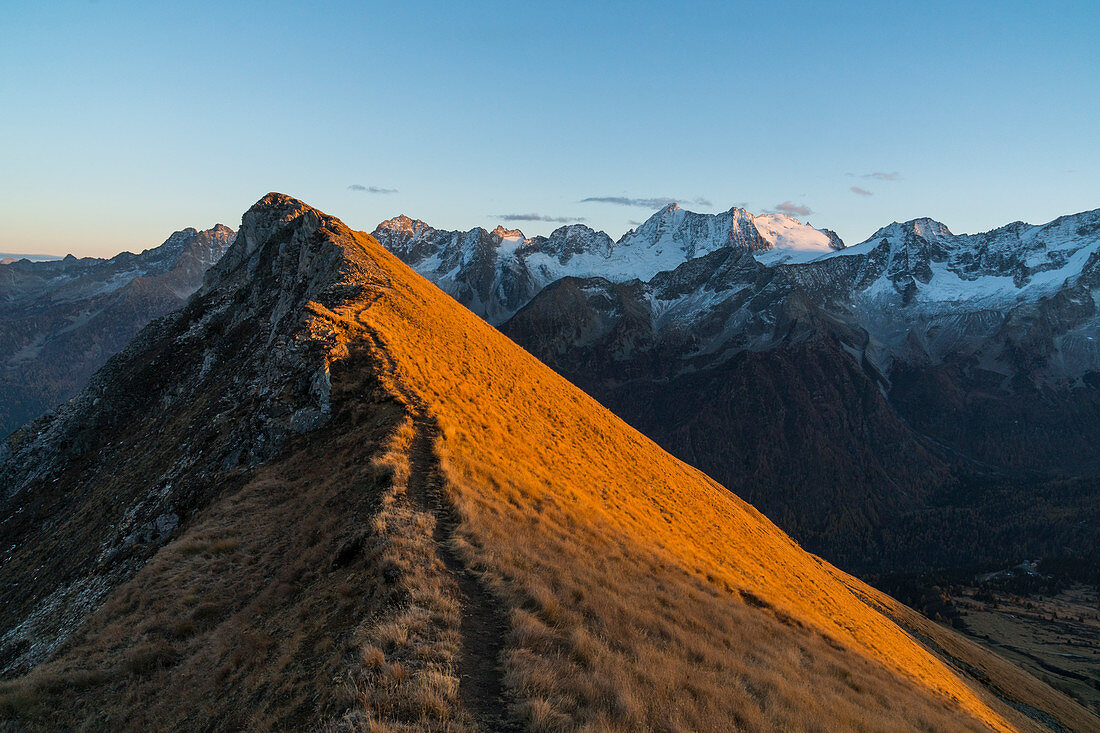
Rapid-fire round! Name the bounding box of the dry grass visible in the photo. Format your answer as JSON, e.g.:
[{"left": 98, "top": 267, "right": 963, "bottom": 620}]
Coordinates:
[
  {"left": 0, "top": 347, "right": 429, "bottom": 730},
  {"left": 4, "top": 198, "right": 1094, "bottom": 731},
  {"left": 341, "top": 227, "right": 1095, "bottom": 731},
  {"left": 329, "top": 414, "right": 469, "bottom": 731}
]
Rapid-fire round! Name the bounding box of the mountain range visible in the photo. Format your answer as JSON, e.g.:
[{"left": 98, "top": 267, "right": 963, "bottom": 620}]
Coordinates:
[
  {"left": 2, "top": 194, "right": 1094, "bottom": 730},
  {"left": 0, "top": 226, "right": 235, "bottom": 436},
  {"left": 375, "top": 203, "right": 1100, "bottom": 574}
]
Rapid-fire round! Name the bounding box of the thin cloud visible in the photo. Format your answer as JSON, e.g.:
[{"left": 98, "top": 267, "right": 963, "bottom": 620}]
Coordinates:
[
  {"left": 348, "top": 184, "right": 399, "bottom": 194},
  {"left": 862, "top": 171, "right": 901, "bottom": 181},
  {"left": 581, "top": 195, "right": 712, "bottom": 209},
  {"left": 774, "top": 201, "right": 814, "bottom": 217},
  {"left": 496, "top": 213, "right": 587, "bottom": 223},
  {"left": 849, "top": 186, "right": 873, "bottom": 197}
]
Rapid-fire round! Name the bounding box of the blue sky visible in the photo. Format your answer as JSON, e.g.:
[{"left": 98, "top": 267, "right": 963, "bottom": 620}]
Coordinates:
[{"left": 1, "top": 0, "right": 1097, "bottom": 257}]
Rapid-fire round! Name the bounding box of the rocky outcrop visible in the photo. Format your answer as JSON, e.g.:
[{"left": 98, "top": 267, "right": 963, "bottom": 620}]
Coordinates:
[{"left": 0, "top": 194, "right": 377, "bottom": 673}]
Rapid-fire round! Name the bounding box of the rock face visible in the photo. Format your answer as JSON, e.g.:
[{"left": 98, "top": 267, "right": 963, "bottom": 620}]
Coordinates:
[
  {"left": 382, "top": 203, "right": 1100, "bottom": 573},
  {"left": 1, "top": 194, "right": 1091, "bottom": 732},
  {"left": 0, "top": 225, "right": 235, "bottom": 436}
]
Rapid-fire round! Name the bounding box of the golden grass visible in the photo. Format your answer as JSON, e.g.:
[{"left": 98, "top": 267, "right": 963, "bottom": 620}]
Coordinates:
[
  {"left": 331, "top": 413, "right": 469, "bottom": 731},
  {"left": 331, "top": 224, "right": 1093, "bottom": 731}
]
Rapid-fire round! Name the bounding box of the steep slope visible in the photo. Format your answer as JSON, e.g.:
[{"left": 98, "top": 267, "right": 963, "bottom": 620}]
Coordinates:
[
  {"left": 501, "top": 248, "right": 955, "bottom": 570},
  {"left": 0, "top": 225, "right": 234, "bottom": 436},
  {"left": 372, "top": 203, "right": 840, "bottom": 323},
  {"left": 2, "top": 194, "right": 1093, "bottom": 731}
]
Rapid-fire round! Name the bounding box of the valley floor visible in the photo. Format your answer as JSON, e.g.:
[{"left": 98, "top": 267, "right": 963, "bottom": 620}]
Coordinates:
[{"left": 948, "top": 584, "right": 1100, "bottom": 715}]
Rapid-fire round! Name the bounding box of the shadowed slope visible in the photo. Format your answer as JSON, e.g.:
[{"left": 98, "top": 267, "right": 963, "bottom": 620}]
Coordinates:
[{"left": 1, "top": 195, "right": 1095, "bottom": 731}]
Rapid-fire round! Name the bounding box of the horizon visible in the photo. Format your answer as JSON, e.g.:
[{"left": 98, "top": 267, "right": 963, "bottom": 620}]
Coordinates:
[
  {"left": 2, "top": 1, "right": 1098, "bottom": 258},
  {"left": 8, "top": 195, "right": 1100, "bottom": 261}
]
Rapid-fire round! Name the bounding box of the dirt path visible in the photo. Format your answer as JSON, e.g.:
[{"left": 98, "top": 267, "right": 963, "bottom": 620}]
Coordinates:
[
  {"left": 353, "top": 290, "right": 513, "bottom": 730},
  {"left": 405, "top": 409, "right": 512, "bottom": 730}
]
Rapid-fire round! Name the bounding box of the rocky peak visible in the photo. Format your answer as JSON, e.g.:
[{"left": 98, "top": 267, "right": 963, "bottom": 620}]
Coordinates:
[
  {"left": 522, "top": 223, "right": 615, "bottom": 262},
  {"left": 203, "top": 193, "right": 376, "bottom": 309},
  {"left": 375, "top": 213, "right": 427, "bottom": 234},
  {"left": 872, "top": 218, "right": 953, "bottom": 242},
  {"left": 370, "top": 214, "right": 443, "bottom": 264},
  {"left": 491, "top": 225, "right": 524, "bottom": 241},
  {"left": 819, "top": 228, "right": 846, "bottom": 251}
]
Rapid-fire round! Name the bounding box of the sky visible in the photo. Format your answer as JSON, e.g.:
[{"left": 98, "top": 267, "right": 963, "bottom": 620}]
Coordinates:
[{"left": 1, "top": 0, "right": 1098, "bottom": 258}]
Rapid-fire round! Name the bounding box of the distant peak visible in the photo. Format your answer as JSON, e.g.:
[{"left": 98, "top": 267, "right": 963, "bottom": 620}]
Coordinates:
[
  {"left": 905, "top": 217, "right": 953, "bottom": 238},
  {"left": 633, "top": 202, "right": 684, "bottom": 231},
  {"left": 819, "top": 228, "right": 846, "bottom": 250},
  {"left": 872, "top": 217, "right": 953, "bottom": 241},
  {"left": 492, "top": 225, "right": 524, "bottom": 239},
  {"left": 376, "top": 214, "right": 430, "bottom": 233},
  {"left": 549, "top": 222, "right": 600, "bottom": 237}
]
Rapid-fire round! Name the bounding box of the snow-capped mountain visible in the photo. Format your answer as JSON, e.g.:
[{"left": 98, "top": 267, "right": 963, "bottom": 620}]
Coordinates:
[
  {"left": 487, "top": 207, "right": 1100, "bottom": 572},
  {"left": 788, "top": 209, "right": 1100, "bottom": 377},
  {"left": 372, "top": 203, "right": 842, "bottom": 323}
]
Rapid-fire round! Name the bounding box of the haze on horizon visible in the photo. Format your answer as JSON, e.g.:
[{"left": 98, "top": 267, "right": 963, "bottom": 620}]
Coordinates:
[{"left": 1, "top": 0, "right": 1097, "bottom": 258}]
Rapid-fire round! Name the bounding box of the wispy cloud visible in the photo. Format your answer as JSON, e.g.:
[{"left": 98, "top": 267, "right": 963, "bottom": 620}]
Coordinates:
[
  {"left": 580, "top": 195, "right": 712, "bottom": 209},
  {"left": 849, "top": 186, "right": 873, "bottom": 197},
  {"left": 496, "top": 213, "right": 587, "bottom": 223},
  {"left": 774, "top": 201, "right": 813, "bottom": 217},
  {"left": 862, "top": 171, "right": 901, "bottom": 181},
  {"left": 348, "top": 184, "right": 398, "bottom": 194}
]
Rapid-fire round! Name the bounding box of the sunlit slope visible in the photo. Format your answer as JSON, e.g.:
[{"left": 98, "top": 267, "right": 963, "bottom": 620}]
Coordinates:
[
  {"left": 330, "top": 221, "right": 1047, "bottom": 731},
  {"left": 6, "top": 195, "right": 1091, "bottom": 731}
]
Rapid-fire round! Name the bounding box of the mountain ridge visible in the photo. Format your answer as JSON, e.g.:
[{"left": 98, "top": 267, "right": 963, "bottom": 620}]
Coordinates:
[
  {"left": 0, "top": 224, "right": 235, "bottom": 437},
  {"left": 371, "top": 202, "right": 843, "bottom": 323},
  {"left": 4, "top": 193, "right": 1092, "bottom": 730}
]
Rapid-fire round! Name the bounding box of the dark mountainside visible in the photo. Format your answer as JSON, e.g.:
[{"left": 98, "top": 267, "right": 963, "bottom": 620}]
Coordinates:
[
  {"left": 500, "top": 274, "right": 1100, "bottom": 574},
  {"left": 0, "top": 225, "right": 235, "bottom": 436},
  {"left": 482, "top": 213, "right": 1100, "bottom": 577},
  {"left": 3, "top": 194, "right": 1094, "bottom": 731}
]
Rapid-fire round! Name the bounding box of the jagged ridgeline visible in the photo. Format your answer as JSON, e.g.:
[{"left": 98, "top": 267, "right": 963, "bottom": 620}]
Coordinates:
[
  {"left": 1, "top": 195, "right": 1095, "bottom": 731},
  {"left": 0, "top": 225, "right": 236, "bottom": 436}
]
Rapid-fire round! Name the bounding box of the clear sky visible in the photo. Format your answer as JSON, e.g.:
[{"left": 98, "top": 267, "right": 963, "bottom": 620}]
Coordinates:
[{"left": 2, "top": 0, "right": 1098, "bottom": 257}]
